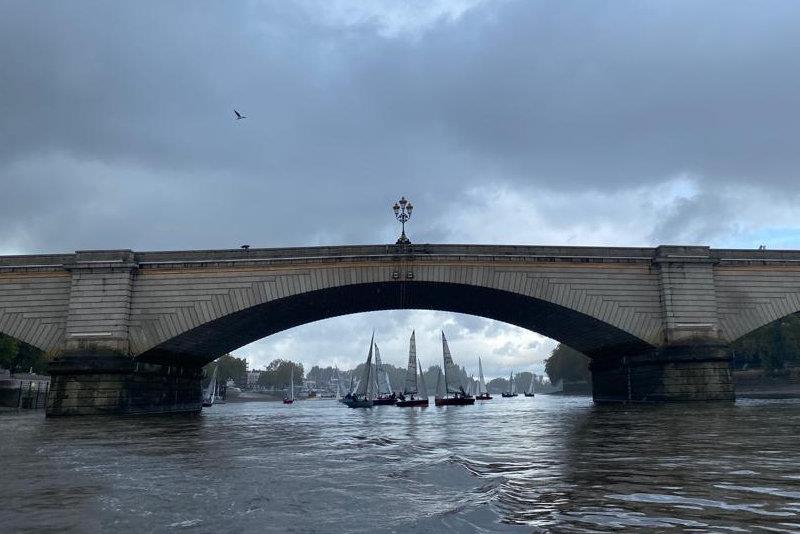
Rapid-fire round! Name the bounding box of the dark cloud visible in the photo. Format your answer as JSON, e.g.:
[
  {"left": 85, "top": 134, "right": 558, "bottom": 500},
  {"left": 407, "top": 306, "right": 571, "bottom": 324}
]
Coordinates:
[
  {"left": 2, "top": 1, "right": 800, "bottom": 253},
  {"left": 2, "top": 1, "right": 799, "bottom": 371}
]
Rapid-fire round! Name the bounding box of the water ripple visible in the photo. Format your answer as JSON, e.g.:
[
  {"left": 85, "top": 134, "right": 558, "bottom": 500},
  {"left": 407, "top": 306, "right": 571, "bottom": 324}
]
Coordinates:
[{"left": 2, "top": 396, "right": 800, "bottom": 532}]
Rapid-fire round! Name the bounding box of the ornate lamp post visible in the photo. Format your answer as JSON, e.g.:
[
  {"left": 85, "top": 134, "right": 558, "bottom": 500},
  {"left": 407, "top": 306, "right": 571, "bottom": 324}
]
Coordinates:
[{"left": 392, "top": 196, "right": 413, "bottom": 244}]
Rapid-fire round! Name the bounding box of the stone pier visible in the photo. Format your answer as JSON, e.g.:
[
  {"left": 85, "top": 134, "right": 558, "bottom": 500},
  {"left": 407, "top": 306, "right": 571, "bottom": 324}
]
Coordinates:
[
  {"left": 591, "top": 345, "right": 734, "bottom": 403},
  {"left": 46, "top": 353, "right": 202, "bottom": 416}
]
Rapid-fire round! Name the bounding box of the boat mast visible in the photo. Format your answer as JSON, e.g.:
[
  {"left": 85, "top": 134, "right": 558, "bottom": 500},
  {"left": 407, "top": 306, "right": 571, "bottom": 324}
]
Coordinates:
[
  {"left": 404, "top": 331, "right": 418, "bottom": 395},
  {"left": 441, "top": 331, "right": 459, "bottom": 396},
  {"left": 290, "top": 364, "right": 294, "bottom": 400}
]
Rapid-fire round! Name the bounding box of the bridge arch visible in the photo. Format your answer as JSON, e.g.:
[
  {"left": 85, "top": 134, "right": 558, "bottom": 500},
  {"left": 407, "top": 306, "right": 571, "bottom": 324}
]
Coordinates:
[
  {"left": 4, "top": 244, "right": 764, "bottom": 413},
  {"left": 136, "top": 281, "right": 656, "bottom": 367}
]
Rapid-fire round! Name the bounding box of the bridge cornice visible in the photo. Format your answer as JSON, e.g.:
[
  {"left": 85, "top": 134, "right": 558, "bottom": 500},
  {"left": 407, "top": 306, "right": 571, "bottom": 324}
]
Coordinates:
[{"left": 5, "top": 244, "right": 800, "bottom": 270}]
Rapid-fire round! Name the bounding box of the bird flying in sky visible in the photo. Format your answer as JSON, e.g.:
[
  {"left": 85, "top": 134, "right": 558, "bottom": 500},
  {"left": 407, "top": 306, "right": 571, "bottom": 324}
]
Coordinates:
[{"left": 234, "top": 109, "right": 247, "bottom": 120}]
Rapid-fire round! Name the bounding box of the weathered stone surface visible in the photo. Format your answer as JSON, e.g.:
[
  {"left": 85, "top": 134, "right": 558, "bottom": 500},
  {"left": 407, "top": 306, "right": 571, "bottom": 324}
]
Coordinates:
[
  {"left": 591, "top": 344, "right": 734, "bottom": 403},
  {"left": 0, "top": 243, "right": 797, "bottom": 413},
  {"left": 46, "top": 353, "right": 201, "bottom": 416}
]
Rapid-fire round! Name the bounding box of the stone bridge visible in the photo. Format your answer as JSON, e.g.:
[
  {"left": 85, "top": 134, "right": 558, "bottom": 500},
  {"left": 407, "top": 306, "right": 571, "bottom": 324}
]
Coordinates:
[{"left": 2, "top": 244, "right": 799, "bottom": 415}]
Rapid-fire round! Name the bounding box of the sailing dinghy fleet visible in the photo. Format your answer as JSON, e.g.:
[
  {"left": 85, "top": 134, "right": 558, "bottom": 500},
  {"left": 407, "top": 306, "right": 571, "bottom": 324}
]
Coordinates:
[{"left": 334, "top": 330, "right": 532, "bottom": 409}]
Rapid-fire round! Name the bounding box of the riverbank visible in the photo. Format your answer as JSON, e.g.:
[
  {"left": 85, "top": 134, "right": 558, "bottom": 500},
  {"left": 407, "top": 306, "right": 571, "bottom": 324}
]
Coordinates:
[
  {"left": 0, "top": 373, "right": 50, "bottom": 409},
  {"left": 734, "top": 368, "right": 800, "bottom": 399}
]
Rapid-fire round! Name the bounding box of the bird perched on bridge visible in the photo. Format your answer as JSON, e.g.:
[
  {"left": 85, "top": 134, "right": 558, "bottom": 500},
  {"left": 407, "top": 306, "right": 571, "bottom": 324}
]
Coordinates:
[{"left": 234, "top": 109, "right": 247, "bottom": 120}]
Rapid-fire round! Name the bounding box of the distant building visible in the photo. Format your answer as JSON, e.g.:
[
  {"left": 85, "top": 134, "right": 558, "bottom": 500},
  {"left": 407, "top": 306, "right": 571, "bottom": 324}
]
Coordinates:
[{"left": 246, "top": 370, "right": 262, "bottom": 388}]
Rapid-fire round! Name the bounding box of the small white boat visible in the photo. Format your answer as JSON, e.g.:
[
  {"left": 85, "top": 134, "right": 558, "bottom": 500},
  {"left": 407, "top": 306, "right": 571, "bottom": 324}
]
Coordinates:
[{"left": 202, "top": 365, "right": 218, "bottom": 407}]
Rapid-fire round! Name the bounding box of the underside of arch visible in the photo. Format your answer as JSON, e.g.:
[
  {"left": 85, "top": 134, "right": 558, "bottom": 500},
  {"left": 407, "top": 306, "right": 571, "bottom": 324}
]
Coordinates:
[
  {"left": 728, "top": 308, "right": 800, "bottom": 345},
  {"left": 137, "top": 281, "right": 655, "bottom": 367}
]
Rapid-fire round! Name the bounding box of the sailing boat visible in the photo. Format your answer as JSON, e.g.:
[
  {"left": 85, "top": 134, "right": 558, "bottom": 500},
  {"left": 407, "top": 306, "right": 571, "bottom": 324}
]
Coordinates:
[
  {"left": 283, "top": 364, "right": 295, "bottom": 404},
  {"left": 524, "top": 372, "right": 536, "bottom": 397},
  {"left": 502, "top": 371, "right": 518, "bottom": 397},
  {"left": 340, "top": 373, "right": 356, "bottom": 403},
  {"left": 397, "top": 331, "right": 429, "bottom": 407},
  {"left": 372, "top": 343, "right": 397, "bottom": 405},
  {"left": 343, "top": 334, "right": 375, "bottom": 408},
  {"left": 434, "top": 331, "right": 475, "bottom": 406},
  {"left": 475, "top": 357, "right": 492, "bottom": 400},
  {"left": 202, "top": 365, "right": 218, "bottom": 407}
]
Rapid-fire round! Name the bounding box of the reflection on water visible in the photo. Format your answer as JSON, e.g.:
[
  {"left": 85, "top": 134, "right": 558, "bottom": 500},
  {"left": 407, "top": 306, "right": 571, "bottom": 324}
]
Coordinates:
[{"left": 2, "top": 396, "right": 800, "bottom": 532}]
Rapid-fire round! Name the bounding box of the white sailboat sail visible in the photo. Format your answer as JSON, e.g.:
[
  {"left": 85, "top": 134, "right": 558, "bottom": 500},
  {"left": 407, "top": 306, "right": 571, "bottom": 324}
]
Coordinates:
[
  {"left": 203, "top": 365, "right": 218, "bottom": 405},
  {"left": 374, "top": 344, "right": 392, "bottom": 395},
  {"left": 441, "top": 331, "right": 462, "bottom": 395},
  {"left": 527, "top": 373, "right": 535, "bottom": 395},
  {"left": 510, "top": 372, "right": 517, "bottom": 394},
  {"left": 434, "top": 367, "right": 446, "bottom": 398},
  {"left": 478, "top": 357, "right": 487, "bottom": 395},
  {"left": 418, "top": 359, "right": 429, "bottom": 399},
  {"left": 334, "top": 366, "right": 341, "bottom": 400},
  {"left": 355, "top": 334, "right": 375, "bottom": 398},
  {"left": 468, "top": 374, "right": 475, "bottom": 396},
  {"left": 371, "top": 349, "right": 380, "bottom": 397},
  {"left": 404, "top": 331, "right": 418, "bottom": 395}
]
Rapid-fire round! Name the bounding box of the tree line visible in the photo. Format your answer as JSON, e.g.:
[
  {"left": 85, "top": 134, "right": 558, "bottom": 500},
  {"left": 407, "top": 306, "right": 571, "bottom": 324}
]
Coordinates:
[
  {"left": 0, "top": 333, "right": 48, "bottom": 374},
  {"left": 543, "top": 311, "right": 800, "bottom": 384}
]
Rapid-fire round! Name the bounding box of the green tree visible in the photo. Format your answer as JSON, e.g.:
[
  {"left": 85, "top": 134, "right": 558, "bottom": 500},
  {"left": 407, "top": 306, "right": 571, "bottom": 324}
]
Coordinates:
[
  {"left": 732, "top": 312, "right": 800, "bottom": 372},
  {"left": 203, "top": 353, "right": 247, "bottom": 386},
  {"left": 0, "top": 333, "right": 48, "bottom": 374},
  {"left": 257, "top": 359, "right": 304, "bottom": 389},
  {"left": 0, "top": 333, "right": 19, "bottom": 370},
  {"left": 544, "top": 344, "right": 591, "bottom": 384}
]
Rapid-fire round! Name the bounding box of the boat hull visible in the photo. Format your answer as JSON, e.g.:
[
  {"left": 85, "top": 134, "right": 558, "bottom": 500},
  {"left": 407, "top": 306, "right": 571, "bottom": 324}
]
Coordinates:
[
  {"left": 524, "top": 393, "right": 535, "bottom": 397},
  {"left": 475, "top": 394, "right": 492, "bottom": 400},
  {"left": 434, "top": 397, "right": 475, "bottom": 406},
  {"left": 501, "top": 393, "right": 518, "bottom": 398},
  {"left": 396, "top": 399, "right": 429, "bottom": 407},
  {"left": 282, "top": 399, "right": 294, "bottom": 404},
  {"left": 372, "top": 397, "right": 396, "bottom": 406},
  {"left": 343, "top": 399, "right": 374, "bottom": 408}
]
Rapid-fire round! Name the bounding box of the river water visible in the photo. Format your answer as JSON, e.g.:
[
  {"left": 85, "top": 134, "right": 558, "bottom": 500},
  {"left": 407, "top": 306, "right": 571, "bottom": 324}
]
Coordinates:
[{"left": 2, "top": 396, "right": 800, "bottom": 533}]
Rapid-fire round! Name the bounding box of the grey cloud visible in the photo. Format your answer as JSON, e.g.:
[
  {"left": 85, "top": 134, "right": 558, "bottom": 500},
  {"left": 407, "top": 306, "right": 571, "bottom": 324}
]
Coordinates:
[
  {"left": 2, "top": 1, "right": 799, "bottom": 374},
  {"left": 3, "top": 1, "right": 800, "bottom": 253}
]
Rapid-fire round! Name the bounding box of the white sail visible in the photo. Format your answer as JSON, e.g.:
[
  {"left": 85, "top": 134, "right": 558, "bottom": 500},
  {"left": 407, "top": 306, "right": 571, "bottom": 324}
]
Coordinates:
[
  {"left": 382, "top": 347, "right": 392, "bottom": 393},
  {"left": 468, "top": 374, "right": 475, "bottom": 396},
  {"left": 441, "top": 331, "right": 462, "bottom": 395},
  {"left": 404, "top": 331, "right": 418, "bottom": 395},
  {"left": 434, "top": 367, "right": 445, "bottom": 399},
  {"left": 374, "top": 344, "right": 392, "bottom": 395},
  {"left": 478, "top": 357, "right": 487, "bottom": 394},
  {"left": 418, "top": 359, "right": 429, "bottom": 399},
  {"left": 510, "top": 372, "right": 517, "bottom": 394},
  {"left": 527, "top": 373, "right": 535, "bottom": 395},
  {"left": 371, "top": 353, "right": 380, "bottom": 397},
  {"left": 203, "top": 365, "right": 218, "bottom": 405},
  {"left": 334, "top": 367, "right": 341, "bottom": 399},
  {"left": 355, "top": 334, "right": 375, "bottom": 398}
]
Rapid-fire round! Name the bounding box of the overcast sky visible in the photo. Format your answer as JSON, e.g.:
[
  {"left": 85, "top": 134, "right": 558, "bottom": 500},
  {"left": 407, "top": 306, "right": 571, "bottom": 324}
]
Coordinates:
[{"left": 2, "top": 1, "right": 800, "bottom": 378}]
